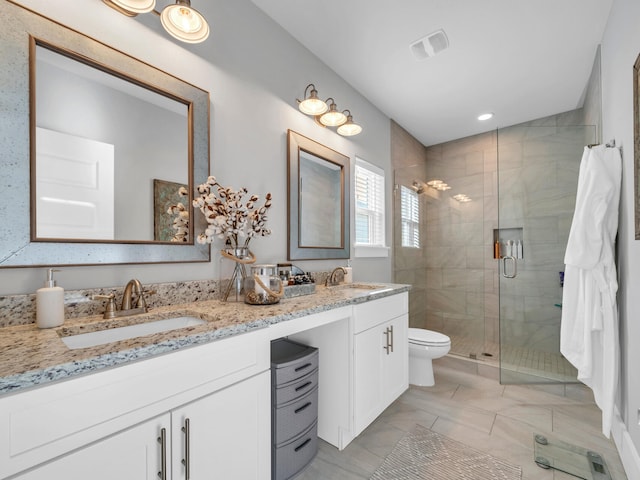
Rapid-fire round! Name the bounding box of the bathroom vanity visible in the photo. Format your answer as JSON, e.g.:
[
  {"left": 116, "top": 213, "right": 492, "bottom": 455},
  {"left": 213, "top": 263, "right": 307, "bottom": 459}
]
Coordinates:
[{"left": 0, "top": 284, "right": 408, "bottom": 479}]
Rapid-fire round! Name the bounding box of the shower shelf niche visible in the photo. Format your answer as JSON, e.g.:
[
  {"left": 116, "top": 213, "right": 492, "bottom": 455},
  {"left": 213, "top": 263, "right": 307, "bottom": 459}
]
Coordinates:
[{"left": 493, "top": 227, "right": 524, "bottom": 259}]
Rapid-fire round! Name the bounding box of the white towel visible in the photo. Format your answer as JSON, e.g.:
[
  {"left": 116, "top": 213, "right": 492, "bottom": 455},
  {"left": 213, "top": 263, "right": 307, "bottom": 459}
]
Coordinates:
[{"left": 560, "top": 144, "right": 621, "bottom": 438}]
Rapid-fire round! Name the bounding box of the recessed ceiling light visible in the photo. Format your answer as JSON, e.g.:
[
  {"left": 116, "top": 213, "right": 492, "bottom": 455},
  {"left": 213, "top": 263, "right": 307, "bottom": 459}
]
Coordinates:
[{"left": 477, "top": 112, "right": 494, "bottom": 121}]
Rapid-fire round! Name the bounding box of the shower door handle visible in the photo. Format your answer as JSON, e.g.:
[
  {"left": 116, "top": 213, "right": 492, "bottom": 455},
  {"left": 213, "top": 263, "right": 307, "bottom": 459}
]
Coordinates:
[{"left": 502, "top": 255, "right": 517, "bottom": 278}]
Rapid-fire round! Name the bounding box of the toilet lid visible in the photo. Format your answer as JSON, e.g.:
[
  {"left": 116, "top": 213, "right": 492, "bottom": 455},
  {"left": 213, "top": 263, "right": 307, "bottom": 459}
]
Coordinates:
[{"left": 408, "top": 328, "right": 451, "bottom": 345}]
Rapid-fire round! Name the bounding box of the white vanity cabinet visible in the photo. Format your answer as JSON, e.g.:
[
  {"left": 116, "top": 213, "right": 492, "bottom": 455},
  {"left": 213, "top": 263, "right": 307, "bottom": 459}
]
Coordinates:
[
  {"left": 0, "top": 329, "right": 271, "bottom": 479},
  {"left": 15, "top": 371, "right": 271, "bottom": 480},
  {"left": 353, "top": 293, "right": 408, "bottom": 436}
]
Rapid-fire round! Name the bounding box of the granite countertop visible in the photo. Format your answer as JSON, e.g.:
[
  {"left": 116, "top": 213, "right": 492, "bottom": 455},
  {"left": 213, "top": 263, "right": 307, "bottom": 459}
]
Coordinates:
[{"left": 0, "top": 283, "right": 409, "bottom": 395}]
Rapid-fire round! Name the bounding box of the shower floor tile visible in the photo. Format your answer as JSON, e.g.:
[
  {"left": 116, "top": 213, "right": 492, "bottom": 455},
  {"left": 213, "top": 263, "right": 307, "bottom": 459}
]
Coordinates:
[{"left": 449, "top": 334, "right": 579, "bottom": 383}]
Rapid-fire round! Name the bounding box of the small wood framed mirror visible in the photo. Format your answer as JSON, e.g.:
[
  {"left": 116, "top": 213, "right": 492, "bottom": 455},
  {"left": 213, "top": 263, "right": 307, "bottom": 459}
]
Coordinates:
[{"left": 287, "top": 130, "right": 350, "bottom": 260}]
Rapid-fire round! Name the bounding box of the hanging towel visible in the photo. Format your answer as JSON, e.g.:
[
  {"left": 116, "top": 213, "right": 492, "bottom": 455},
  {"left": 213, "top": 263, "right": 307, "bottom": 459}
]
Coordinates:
[{"left": 560, "top": 144, "right": 621, "bottom": 438}]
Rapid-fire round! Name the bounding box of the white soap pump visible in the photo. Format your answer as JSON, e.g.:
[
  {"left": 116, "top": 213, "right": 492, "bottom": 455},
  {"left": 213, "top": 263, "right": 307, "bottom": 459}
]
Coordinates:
[
  {"left": 344, "top": 260, "right": 353, "bottom": 284},
  {"left": 36, "top": 268, "right": 65, "bottom": 329}
]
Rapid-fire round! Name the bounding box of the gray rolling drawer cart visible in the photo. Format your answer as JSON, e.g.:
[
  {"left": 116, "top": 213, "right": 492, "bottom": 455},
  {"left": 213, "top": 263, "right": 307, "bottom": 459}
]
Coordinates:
[{"left": 270, "top": 338, "right": 319, "bottom": 480}]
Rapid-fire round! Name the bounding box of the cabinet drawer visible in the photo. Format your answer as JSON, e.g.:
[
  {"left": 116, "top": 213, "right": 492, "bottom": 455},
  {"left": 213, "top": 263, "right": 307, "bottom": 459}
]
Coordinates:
[
  {"left": 273, "top": 386, "right": 318, "bottom": 445},
  {"left": 272, "top": 348, "right": 318, "bottom": 386},
  {"left": 273, "top": 368, "right": 318, "bottom": 406},
  {"left": 353, "top": 292, "right": 408, "bottom": 334},
  {"left": 273, "top": 421, "right": 318, "bottom": 480}
]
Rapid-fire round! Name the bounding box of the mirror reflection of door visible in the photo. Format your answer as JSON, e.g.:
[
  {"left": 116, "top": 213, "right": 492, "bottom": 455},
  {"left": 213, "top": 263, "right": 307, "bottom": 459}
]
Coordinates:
[
  {"left": 35, "top": 128, "right": 115, "bottom": 240},
  {"left": 33, "top": 43, "right": 188, "bottom": 242},
  {"left": 299, "top": 150, "right": 342, "bottom": 248}
]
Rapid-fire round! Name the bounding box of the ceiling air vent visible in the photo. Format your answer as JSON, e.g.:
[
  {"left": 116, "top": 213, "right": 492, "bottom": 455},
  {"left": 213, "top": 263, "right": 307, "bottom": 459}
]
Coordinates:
[{"left": 410, "top": 29, "right": 449, "bottom": 60}]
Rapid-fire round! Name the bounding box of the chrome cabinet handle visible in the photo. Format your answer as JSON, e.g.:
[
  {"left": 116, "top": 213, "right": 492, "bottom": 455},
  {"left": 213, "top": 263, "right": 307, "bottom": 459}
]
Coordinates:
[
  {"left": 383, "top": 328, "right": 390, "bottom": 354},
  {"left": 502, "top": 255, "right": 517, "bottom": 278},
  {"left": 157, "top": 427, "right": 167, "bottom": 480},
  {"left": 383, "top": 326, "right": 393, "bottom": 354},
  {"left": 181, "top": 418, "right": 191, "bottom": 480}
]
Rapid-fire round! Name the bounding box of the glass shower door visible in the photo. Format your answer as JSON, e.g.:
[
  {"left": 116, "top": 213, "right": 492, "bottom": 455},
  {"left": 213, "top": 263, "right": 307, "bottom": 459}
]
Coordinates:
[{"left": 497, "top": 125, "right": 596, "bottom": 383}]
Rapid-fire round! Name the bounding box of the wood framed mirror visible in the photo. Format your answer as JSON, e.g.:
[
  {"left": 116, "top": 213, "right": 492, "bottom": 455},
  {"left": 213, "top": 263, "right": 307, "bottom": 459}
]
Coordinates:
[
  {"left": 0, "top": 0, "right": 210, "bottom": 267},
  {"left": 287, "top": 130, "right": 350, "bottom": 260}
]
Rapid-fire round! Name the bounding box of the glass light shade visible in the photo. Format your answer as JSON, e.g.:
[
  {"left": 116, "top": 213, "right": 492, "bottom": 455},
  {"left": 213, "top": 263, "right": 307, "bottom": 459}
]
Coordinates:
[
  {"left": 161, "top": 1, "right": 210, "bottom": 44},
  {"left": 103, "top": 0, "right": 156, "bottom": 15},
  {"left": 299, "top": 96, "right": 328, "bottom": 115},
  {"left": 319, "top": 104, "right": 347, "bottom": 127},
  {"left": 337, "top": 115, "right": 362, "bottom": 136}
]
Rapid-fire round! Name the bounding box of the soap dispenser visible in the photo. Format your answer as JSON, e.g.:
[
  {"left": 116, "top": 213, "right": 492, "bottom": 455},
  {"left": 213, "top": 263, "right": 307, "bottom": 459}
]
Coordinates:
[
  {"left": 36, "top": 268, "right": 64, "bottom": 329},
  {"left": 344, "top": 260, "right": 353, "bottom": 284}
]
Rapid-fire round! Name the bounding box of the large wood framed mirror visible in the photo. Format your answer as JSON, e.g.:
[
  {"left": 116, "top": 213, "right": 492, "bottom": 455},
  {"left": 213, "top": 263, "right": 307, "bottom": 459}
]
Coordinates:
[
  {"left": 287, "top": 130, "right": 350, "bottom": 260},
  {"left": 0, "top": 0, "right": 210, "bottom": 267}
]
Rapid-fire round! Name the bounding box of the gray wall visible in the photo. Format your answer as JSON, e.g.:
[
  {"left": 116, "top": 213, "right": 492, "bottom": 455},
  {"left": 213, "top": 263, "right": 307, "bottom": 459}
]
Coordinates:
[
  {"left": 601, "top": 0, "right": 640, "bottom": 466},
  {"left": 0, "top": 0, "right": 392, "bottom": 295}
]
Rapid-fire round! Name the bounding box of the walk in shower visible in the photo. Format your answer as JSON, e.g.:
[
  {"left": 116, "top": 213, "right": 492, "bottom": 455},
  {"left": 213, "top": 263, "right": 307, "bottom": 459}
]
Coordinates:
[{"left": 394, "top": 115, "right": 596, "bottom": 384}]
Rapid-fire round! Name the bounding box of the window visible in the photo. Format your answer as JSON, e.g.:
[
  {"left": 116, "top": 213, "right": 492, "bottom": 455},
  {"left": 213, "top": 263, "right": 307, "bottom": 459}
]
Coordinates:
[
  {"left": 400, "top": 185, "right": 420, "bottom": 248},
  {"left": 354, "top": 158, "right": 388, "bottom": 257}
]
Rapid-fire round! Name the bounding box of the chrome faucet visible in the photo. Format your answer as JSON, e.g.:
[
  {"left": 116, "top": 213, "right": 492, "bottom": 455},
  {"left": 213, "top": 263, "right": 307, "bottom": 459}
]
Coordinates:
[{"left": 325, "top": 267, "right": 347, "bottom": 286}]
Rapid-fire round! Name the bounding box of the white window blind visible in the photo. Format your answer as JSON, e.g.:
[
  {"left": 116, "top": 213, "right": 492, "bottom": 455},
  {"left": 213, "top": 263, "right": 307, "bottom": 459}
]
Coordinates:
[
  {"left": 354, "top": 158, "right": 385, "bottom": 248},
  {"left": 400, "top": 185, "right": 420, "bottom": 248}
]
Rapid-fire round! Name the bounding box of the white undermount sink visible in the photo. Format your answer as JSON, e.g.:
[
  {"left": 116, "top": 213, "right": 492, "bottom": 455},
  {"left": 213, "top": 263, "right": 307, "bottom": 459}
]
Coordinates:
[
  {"left": 60, "top": 316, "right": 206, "bottom": 350},
  {"left": 330, "top": 283, "right": 393, "bottom": 294}
]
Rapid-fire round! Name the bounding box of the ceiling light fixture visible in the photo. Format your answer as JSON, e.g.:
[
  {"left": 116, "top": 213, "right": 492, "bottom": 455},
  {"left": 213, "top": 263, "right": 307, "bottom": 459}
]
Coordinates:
[
  {"left": 477, "top": 112, "right": 494, "bottom": 121},
  {"left": 103, "top": 0, "right": 210, "bottom": 44},
  {"left": 296, "top": 84, "right": 362, "bottom": 136}
]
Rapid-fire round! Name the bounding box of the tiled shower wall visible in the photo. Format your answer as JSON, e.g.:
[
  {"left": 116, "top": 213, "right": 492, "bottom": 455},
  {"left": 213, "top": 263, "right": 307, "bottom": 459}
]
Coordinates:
[
  {"left": 422, "top": 132, "right": 497, "bottom": 346},
  {"left": 392, "top": 110, "right": 596, "bottom": 356}
]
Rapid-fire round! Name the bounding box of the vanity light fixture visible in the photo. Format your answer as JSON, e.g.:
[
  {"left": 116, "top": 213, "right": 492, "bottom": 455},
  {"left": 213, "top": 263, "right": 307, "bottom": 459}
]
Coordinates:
[
  {"left": 336, "top": 110, "right": 362, "bottom": 136},
  {"left": 297, "top": 84, "right": 328, "bottom": 115},
  {"left": 296, "top": 84, "right": 362, "bottom": 136},
  {"left": 102, "top": 0, "right": 156, "bottom": 16},
  {"left": 319, "top": 98, "right": 347, "bottom": 127},
  {"left": 160, "top": 0, "right": 210, "bottom": 44},
  {"left": 103, "top": 0, "right": 210, "bottom": 44}
]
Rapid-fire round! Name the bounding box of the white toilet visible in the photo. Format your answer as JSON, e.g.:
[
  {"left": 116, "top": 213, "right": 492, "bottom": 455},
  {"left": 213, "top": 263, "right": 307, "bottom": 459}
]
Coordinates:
[{"left": 408, "top": 328, "right": 451, "bottom": 386}]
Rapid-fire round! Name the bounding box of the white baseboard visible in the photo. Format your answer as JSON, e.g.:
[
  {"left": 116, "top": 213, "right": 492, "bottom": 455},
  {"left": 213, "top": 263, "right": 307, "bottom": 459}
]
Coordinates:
[{"left": 612, "top": 407, "right": 640, "bottom": 480}]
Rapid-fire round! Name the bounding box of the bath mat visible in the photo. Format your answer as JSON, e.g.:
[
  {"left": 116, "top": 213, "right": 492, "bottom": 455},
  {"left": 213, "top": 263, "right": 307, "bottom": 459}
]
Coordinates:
[{"left": 370, "top": 424, "right": 522, "bottom": 480}]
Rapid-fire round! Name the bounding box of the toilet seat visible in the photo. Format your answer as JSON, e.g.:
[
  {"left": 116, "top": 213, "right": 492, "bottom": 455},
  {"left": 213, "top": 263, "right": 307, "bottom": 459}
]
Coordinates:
[{"left": 408, "top": 328, "right": 450, "bottom": 346}]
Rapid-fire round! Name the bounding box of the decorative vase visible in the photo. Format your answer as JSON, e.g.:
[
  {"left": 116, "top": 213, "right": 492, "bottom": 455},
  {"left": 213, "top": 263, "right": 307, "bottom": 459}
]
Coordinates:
[{"left": 219, "top": 246, "right": 256, "bottom": 301}]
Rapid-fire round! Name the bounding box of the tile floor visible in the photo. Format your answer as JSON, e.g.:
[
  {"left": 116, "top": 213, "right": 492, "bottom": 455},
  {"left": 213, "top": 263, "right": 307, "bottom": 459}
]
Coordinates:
[
  {"left": 296, "top": 358, "right": 628, "bottom": 480},
  {"left": 450, "top": 334, "right": 579, "bottom": 382}
]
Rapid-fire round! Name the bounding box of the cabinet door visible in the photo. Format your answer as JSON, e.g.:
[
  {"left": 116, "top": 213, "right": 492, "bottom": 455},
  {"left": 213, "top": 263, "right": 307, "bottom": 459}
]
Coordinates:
[
  {"left": 353, "top": 324, "right": 384, "bottom": 436},
  {"left": 354, "top": 314, "right": 409, "bottom": 437},
  {"left": 171, "top": 371, "right": 270, "bottom": 480},
  {"left": 15, "top": 414, "right": 170, "bottom": 480},
  {"left": 381, "top": 314, "right": 408, "bottom": 409}
]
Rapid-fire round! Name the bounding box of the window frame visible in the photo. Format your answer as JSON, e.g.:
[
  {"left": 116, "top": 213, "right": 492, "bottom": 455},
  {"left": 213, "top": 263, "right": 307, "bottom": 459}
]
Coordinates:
[
  {"left": 353, "top": 157, "right": 389, "bottom": 258},
  {"left": 400, "top": 185, "right": 420, "bottom": 249}
]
